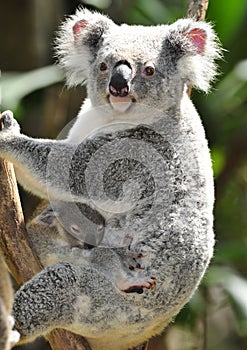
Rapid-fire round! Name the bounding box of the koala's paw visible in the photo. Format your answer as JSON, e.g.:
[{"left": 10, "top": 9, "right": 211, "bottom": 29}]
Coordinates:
[
  {"left": 8, "top": 315, "right": 20, "bottom": 346},
  {"left": 10, "top": 330, "right": 20, "bottom": 346},
  {"left": 127, "top": 240, "right": 155, "bottom": 272},
  {"left": 119, "top": 276, "right": 157, "bottom": 294},
  {"left": 128, "top": 251, "right": 146, "bottom": 271},
  {"left": 127, "top": 241, "right": 150, "bottom": 271},
  {"left": 0, "top": 110, "right": 20, "bottom": 137}
]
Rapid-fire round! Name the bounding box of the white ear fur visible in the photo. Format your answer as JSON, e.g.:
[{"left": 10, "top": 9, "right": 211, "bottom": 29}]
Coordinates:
[
  {"left": 170, "top": 19, "right": 222, "bottom": 92},
  {"left": 55, "top": 8, "right": 115, "bottom": 87}
]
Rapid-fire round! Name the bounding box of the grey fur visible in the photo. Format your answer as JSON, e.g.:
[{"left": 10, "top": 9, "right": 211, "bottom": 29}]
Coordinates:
[{"left": 0, "top": 8, "right": 221, "bottom": 350}]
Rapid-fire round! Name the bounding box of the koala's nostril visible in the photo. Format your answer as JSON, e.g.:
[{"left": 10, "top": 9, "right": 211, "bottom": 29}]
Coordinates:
[
  {"left": 119, "top": 86, "right": 129, "bottom": 97},
  {"left": 109, "top": 74, "right": 129, "bottom": 97},
  {"left": 109, "top": 84, "right": 119, "bottom": 97}
]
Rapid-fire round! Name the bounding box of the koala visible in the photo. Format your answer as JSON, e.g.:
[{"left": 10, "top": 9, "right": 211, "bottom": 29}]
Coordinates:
[
  {"left": 0, "top": 256, "right": 20, "bottom": 350},
  {"left": 0, "top": 8, "right": 221, "bottom": 350}
]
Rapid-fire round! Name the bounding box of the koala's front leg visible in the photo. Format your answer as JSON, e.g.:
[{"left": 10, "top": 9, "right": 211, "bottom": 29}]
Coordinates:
[
  {"left": 0, "top": 111, "right": 54, "bottom": 199},
  {"left": 0, "top": 111, "right": 82, "bottom": 201}
]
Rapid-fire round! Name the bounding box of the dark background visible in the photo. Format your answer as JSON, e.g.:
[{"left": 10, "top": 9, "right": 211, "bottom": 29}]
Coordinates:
[{"left": 1, "top": 1, "right": 247, "bottom": 349}]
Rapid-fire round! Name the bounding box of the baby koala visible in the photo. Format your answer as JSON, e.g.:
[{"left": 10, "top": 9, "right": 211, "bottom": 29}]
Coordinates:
[
  {"left": 0, "top": 8, "right": 221, "bottom": 350},
  {"left": 30, "top": 200, "right": 156, "bottom": 293}
]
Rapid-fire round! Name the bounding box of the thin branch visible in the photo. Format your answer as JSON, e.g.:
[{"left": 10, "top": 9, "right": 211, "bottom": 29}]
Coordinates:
[{"left": 186, "top": 0, "right": 209, "bottom": 21}]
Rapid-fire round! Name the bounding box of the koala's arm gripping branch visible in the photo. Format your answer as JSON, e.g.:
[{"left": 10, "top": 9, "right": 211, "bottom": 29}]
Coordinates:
[
  {"left": 0, "top": 134, "right": 102, "bottom": 201},
  {"left": 0, "top": 116, "right": 92, "bottom": 350}
]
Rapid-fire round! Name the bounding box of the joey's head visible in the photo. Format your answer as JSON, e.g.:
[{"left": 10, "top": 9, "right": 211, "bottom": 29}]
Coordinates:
[{"left": 56, "top": 8, "right": 221, "bottom": 117}]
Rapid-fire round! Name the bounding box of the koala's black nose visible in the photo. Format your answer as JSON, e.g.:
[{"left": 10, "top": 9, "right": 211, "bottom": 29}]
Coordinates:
[{"left": 109, "top": 62, "right": 132, "bottom": 97}]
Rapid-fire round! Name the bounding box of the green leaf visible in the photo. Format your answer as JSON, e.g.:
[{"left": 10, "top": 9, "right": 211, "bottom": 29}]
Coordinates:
[{"left": 1, "top": 65, "right": 63, "bottom": 110}]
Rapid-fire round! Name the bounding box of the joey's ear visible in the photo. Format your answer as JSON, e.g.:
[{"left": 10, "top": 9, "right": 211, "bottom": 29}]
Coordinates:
[
  {"left": 55, "top": 8, "right": 115, "bottom": 87},
  {"left": 35, "top": 206, "right": 57, "bottom": 226},
  {"left": 166, "top": 19, "right": 222, "bottom": 92}
]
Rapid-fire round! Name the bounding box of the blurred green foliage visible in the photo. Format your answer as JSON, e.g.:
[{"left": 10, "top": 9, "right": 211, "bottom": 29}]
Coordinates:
[{"left": 1, "top": 1, "right": 247, "bottom": 349}]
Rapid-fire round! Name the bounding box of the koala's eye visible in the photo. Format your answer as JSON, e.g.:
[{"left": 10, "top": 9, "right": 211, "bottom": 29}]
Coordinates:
[
  {"left": 99, "top": 62, "right": 108, "bottom": 72},
  {"left": 144, "top": 66, "right": 155, "bottom": 76},
  {"left": 142, "top": 62, "right": 155, "bottom": 77}
]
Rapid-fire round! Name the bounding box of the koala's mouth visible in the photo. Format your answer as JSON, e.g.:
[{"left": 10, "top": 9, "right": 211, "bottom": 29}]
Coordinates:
[{"left": 108, "top": 95, "right": 136, "bottom": 113}]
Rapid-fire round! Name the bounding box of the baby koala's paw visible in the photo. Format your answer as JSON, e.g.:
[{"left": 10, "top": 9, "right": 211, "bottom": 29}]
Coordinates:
[
  {"left": 0, "top": 110, "right": 20, "bottom": 137},
  {"left": 118, "top": 276, "right": 157, "bottom": 294},
  {"left": 127, "top": 250, "right": 146, "bottom": 272},
  {"left": 8, "top": 315, "right": 20, "bottom": 346}
]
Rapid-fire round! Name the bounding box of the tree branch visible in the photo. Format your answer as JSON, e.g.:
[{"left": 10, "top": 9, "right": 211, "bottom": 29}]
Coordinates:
[
  {"left": 0, "top": 160, "right": 42, "bottom": 284},
  {"left": 186, "top": 0, "right": 209, "bottom": 20}
]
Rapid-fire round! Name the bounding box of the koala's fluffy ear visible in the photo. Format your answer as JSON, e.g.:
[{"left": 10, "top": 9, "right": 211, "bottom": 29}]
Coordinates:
[
  {"left": 56, "top": 8, "right": 115, "bottom": 87},
  {"left": 165, "top": 19, "right": 222, "bottom": 92}
]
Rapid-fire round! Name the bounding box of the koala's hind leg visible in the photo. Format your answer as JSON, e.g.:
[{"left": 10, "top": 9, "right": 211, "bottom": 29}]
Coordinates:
[
  {"left": 13, "top": 262, "right": 79, "bottom": 342},
  {"left": 12, "top": 261, "right": 130, "bottom": 342}
]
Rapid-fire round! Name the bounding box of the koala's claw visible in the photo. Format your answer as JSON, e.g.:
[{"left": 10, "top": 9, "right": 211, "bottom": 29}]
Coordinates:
[
  {"left": 142, "top": 276, "right": 157, "bottom": 290},
  {"left": 120, "top": 277, "right": 157, "bottom": 294},
  {"left": 128, "top": 253, "right": 146, "bottom": 270},
  {"left": 127, "top": 246, "right": 147, "bottom": 271},
  {"left": 129, "top": 260, "right": 145, "bottom": 271},
  {"left": 0, "top": 110, "right": 20, "bottom": 134}
]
